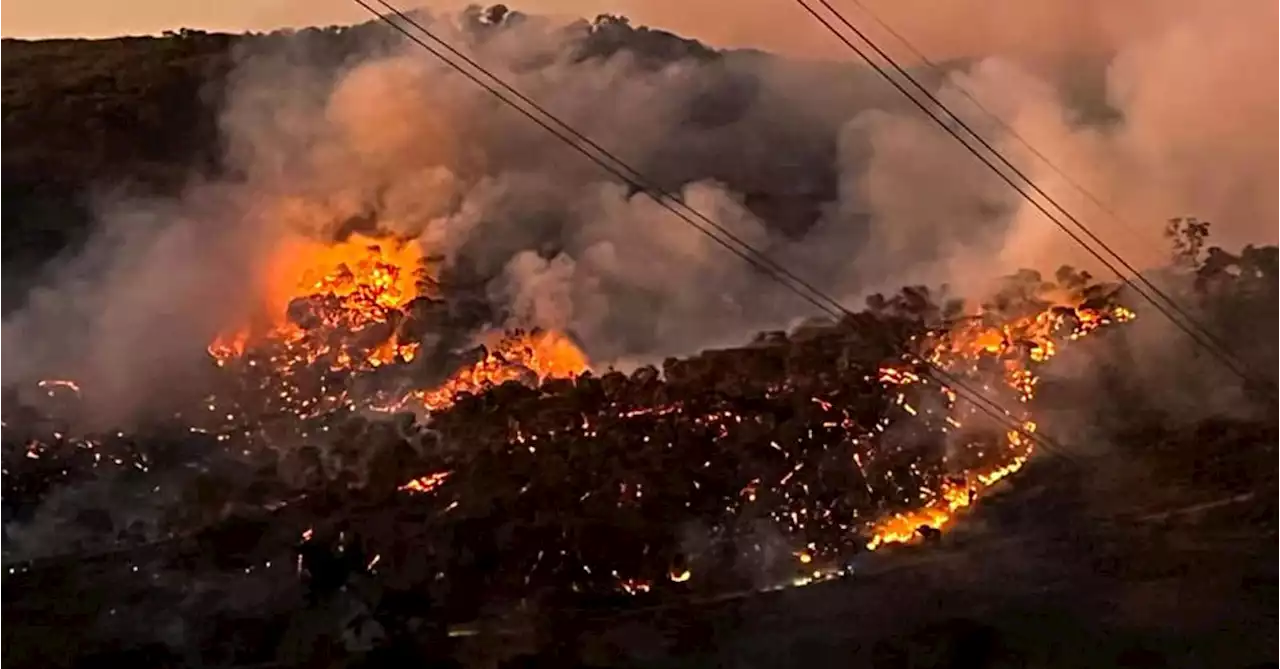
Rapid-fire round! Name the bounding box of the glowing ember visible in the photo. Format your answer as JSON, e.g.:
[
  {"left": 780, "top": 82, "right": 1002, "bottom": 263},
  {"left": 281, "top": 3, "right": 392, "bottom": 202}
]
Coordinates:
[
  {"left": 398, "top": 471, "right": 451, "bottom": 495},
  {"left": 619, "top": 579, "right": 652, "bottom": 595},
  {"left": 37, "top": 379, "right": 83, "bottom": 393}
]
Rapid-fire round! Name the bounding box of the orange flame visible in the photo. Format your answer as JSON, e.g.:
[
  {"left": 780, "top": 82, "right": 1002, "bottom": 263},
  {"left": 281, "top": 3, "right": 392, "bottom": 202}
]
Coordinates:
[
  {"left": 209, "top": 233, "right": 425, "bottom": 372},
  {"left": 207, "top": 233, "right": 587, "bottom": 415},
  {"left": 865, "top": 297, "right": 1134, "bottom": 551},
  {"left": 412, "top": 330, "right": 589, "bottom": 412},
  {"left": 398, "top": 470, "right": 451, "bottom": 495},
  {"left": 865, "top": 452, "right": 1029, "bottom": 551}
]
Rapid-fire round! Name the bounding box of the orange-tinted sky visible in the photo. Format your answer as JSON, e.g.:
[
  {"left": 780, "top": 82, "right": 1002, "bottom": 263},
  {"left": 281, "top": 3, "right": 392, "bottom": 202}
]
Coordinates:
[
  {"left": 2, "top": 0, "right": 378, "bottom": 38},
  {"left": 0, "top": 0, "right": 845, "bottom": 56},
  {"left": 0, "top": 0, "right": 1200, "bottom": 63}
]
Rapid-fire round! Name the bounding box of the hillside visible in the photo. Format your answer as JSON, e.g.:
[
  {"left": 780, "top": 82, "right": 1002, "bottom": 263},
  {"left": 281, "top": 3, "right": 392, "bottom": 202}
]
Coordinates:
[{"left": 1, "top": 9, "right": 1276, "bottom": 669}]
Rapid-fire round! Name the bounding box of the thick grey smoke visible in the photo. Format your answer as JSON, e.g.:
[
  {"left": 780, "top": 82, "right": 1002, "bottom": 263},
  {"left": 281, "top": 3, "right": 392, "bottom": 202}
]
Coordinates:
[
  {"left": 2, "top": 0, "right": 1274, "bottom": 423},
  {"left": 0, "top": 188, "right": 288, "bottom": 424},
  {"left": 813, "top": 0, "right": 1276, "bottom": 299},
  {"left": 305, "top": 32, "right": 810, "bottom": 364}
]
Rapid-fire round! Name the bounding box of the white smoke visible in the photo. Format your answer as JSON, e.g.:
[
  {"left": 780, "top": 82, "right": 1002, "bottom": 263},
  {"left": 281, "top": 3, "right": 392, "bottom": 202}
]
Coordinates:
[{"left": 818, "top": 0, "right": 1276, "bottom": 299}]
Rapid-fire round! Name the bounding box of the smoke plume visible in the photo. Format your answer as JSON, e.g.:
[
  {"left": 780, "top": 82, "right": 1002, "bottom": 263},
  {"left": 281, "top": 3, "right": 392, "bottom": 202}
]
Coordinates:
[{"left": 2, "top": 0, "right": 1275, "bottom": 424}]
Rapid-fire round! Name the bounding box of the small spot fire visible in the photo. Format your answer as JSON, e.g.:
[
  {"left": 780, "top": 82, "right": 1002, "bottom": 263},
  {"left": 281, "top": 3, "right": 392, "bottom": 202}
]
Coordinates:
[{"left": 2, "top": 234, "right": 1135, "bottom": 603}]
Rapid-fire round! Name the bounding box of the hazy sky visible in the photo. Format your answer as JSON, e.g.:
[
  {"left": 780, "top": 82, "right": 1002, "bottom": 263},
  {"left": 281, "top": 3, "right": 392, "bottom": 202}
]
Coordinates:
[
  {"left": 1, "top": 0, "right": 388, "bottom": 38},
  {"left": 0, "top": 0, "right": 1195, "bottom": 62},
  {"left": 0, "top": 0, "right": 835, "bottom": 54}
]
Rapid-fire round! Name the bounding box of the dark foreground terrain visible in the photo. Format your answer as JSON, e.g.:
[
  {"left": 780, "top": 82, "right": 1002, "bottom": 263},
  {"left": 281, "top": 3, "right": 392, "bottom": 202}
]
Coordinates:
[
  {"left": 5, "top": 399, "right": 1275, "bottom": 669},
  {"left": 568, "top": 452, "right": 1276, "bottom": 668}
]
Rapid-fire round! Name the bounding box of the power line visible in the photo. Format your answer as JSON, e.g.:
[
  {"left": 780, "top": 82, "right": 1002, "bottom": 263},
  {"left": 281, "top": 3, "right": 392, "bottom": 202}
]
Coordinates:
[
  {"left": 352, "top": 0, "right": 1093, "bottom": 464},
  {"left": 839, "top": 0, "right": 1151, "bottom": 251},
  {"left": 816, "top": 1, "right": 1257, "bottom": 383},
  {"left": 838, "top": 0, "right": 1259, "bottom": 342},
  {"left": 361, "top": 1, "right": 1058, "bottom": 453},
  {"left": 367, "top": 0, "right": 871, "bottom": 336},
  {"left": 799, "top": 0, "right": 1271, "bottom": 394},
  {"left": 793, "top": 0, "right": 1272, "bottom": 395}
]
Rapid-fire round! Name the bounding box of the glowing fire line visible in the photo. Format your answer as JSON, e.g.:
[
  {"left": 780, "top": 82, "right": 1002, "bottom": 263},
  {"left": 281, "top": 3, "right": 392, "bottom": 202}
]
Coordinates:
[{"left": 861, "top": 302, "right": 1134, "bottom": 553}]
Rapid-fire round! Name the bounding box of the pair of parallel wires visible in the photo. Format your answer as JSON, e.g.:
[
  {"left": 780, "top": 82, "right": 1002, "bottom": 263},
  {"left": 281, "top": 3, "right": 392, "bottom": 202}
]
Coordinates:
[
  {"left": 18, "top": 0, "right": 1271, "bottom": 580},
  {"left": 350, "top": 0, "right": 1274, "bottom": 464}
]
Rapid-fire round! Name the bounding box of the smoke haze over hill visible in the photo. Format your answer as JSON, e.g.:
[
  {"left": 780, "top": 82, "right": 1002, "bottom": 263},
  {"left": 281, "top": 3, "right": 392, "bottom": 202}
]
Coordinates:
[{"left": 2, "top": 0, "right": 1275, "bottom": 423}]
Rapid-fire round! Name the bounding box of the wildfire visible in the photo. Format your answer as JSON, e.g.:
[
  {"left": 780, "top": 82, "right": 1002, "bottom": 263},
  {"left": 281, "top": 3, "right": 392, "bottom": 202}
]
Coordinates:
[
  {"left": 863, "top": 454, "right": 1028, "bottom": 551},
  {"left": 14, "top": 236, "right": 1137, "bottom": 602}
]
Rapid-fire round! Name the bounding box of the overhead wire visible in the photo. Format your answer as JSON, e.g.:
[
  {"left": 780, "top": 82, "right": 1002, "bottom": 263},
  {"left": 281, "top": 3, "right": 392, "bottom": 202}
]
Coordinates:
[
  {"left": 366, "top": 0, "right": 841, "bottom": 322},
  {"left": 838, "top": 0, "right": 1157, "bottom": 253},
  {"left": 836, "top": 0, "right": 1264, "bottom": 353},
  {"left": 353, "top": 0, "right": 1103, "bottom": 465},
  {"left": 362, "top": 0, "right": 1059, "bottom": 452},
  {"left": 792, "top": 0, "right": 1273, "bottom": 396}
]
